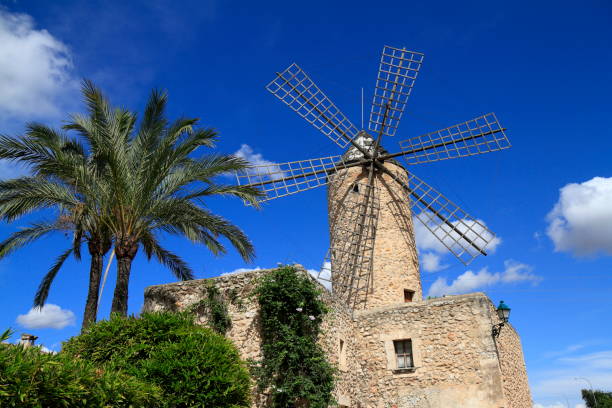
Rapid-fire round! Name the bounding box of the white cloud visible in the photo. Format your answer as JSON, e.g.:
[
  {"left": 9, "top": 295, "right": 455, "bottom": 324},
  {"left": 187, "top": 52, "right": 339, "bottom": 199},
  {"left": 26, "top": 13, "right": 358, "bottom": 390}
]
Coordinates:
[
  {"left": 233, "top": 144, "right": 285, "bottom": 180},
  {"left": 220, "top": 262, "right": 332, "bottom": 290},
  {"left": 547, "top": 177, "right": 612, "bottom": 257},
  {"left": 414, "top": 214, "right": 501, "bottom": 271},
  {"left": 533, "top": 403, "right": 585, "bottom": 408},
  {"left": 16, "top": 304, "right": 75, "bottom": 329},
  {"left": 559, "top": 351, "right": 612, "bottom": 370},
  {"left": 428, "top": 260, "right": 540, "bottom": 297},
  {"left": 420, "top": 252, "right": 448, "bottom": 272},
  {"left": 220, "top": 266, "right": 262, "bottom": 276},
  {"left": 38, "top": 345, "right": 57, "bottom": 354},
  {"left": 307, "top": 261, "right": 331, "bottom": 290},
  {"left": 531, "top": 348, "right": 612, "bottom": 408},
  {"left": 543, "top": 344, "right": 586, "bottom": 359},
  {"left": 0, "top": 9, "right": 77, "bottom": 123}
]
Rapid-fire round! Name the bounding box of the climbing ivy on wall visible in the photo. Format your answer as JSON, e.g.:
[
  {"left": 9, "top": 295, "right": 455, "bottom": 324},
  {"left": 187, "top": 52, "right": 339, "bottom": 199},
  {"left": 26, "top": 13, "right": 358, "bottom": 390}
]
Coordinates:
[
  {"left": 190, "top": 281, "right": 232, "bottom": 335},
  {"left": 251, "top": 265, "right": 336, "bottom": 408}
]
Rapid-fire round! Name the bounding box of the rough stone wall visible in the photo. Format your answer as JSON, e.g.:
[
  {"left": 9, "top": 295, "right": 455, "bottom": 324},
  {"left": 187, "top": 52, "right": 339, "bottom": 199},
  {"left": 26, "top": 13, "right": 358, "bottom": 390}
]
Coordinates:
[
  {"left": 143, "top": 266, "right": 359, "bottom": 406},
  {"left": 317, "top": 289, "right": 363, "bottom": 407},
  {"left": 328, "top": 161, "right": 422, "bottom": 310},
  {"left": 348, "top": 293, "right": 507, "bottom": 408},
  {"left": 143, "top": 268, "right": 532, "bottom": 408},
  {"left": 144, "top": 268, "right": 269, "bottom": 363},
  {"left": 491, "top": 308, "right": 533, "bottom": 408}
]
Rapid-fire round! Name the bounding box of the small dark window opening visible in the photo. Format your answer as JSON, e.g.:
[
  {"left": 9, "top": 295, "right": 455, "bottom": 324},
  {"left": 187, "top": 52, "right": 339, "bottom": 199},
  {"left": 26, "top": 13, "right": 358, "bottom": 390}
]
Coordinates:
[
  {"left": 394, "top": 339, "right": 414, "bottom": 369},
  {"left": 352, "top": 184, "right": 359, "bottom": 193},
  {"left": 404, "top": 289, "right": 414, "bottom": 303},
  {"left": 339, "top": 339, "right": 347, "bottom": 369}
]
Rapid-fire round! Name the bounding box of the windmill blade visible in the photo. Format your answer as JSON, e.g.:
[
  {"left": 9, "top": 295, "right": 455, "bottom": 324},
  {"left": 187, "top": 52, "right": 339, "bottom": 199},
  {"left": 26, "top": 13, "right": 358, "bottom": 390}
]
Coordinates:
[
  {"left": 235, "top": 154, "right": 362, "bottom": 204},
  {"left": 369, "top": 46, "right": 424, "bottom": 138},
  {"left": 399, "top": 170, "right": 497, "bottom": 265},
  {"left": 266, "top": 63, "right": 359, "bottom": 149},
  {"left": 397, "top": 113, "right": 510, "bottom": 165},
  {"left": 318, "top": 181, "right": 380, "bottom": 310}
]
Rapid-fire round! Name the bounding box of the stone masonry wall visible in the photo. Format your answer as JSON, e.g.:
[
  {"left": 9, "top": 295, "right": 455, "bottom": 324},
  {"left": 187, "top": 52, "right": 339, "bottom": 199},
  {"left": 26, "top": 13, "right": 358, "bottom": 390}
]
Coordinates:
[
  {"left": 144, "top": 268, "right": 269, "bottom": 363},
  {"left": 328, "top": 162, "right": 422, "bottom": 310},
  {"left": 490, "top": 305, "right": 533, "bottom": 408},
  {"left": 143, "top": 267, "right": 532, "bottom": 408},
  {"left": 143, "top": 266, "right": 358, "bottom": 406},
  {"left": 349, "top": 293, "right": 507, "bottom": 408}
]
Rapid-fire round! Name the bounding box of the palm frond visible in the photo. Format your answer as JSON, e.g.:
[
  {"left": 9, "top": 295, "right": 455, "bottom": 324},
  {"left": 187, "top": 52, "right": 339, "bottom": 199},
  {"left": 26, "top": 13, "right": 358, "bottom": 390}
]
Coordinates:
[
  {"left": 0, "top": 177, "right": 79, "bottom": 221},
  {"left": 72, "top": 227, "right": 83, "bottom": 261},
  {"left": 147, "top": 199, "right": 254, "bottom": 261},
  {"left": 0, "top": 221, "right": 66, "bottom": 259},
  {"left": 34, "top": 248, "right": 73, "bottom": 307},
  {"left": 141, "top": 232, "right": 194, "bottom": 281}
]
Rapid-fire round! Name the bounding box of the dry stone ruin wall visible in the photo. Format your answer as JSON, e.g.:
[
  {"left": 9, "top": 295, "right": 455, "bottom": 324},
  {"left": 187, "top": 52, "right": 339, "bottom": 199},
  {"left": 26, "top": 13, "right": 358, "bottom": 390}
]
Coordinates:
[
  {"left": 144, "top": 268, "right": 269, "bottom": 363},
  {"left": 491, "top": 308, "right": 533, "bottom": 408},
  {"left": 143, "top": 267, "right": 532, "bottom": 408}
]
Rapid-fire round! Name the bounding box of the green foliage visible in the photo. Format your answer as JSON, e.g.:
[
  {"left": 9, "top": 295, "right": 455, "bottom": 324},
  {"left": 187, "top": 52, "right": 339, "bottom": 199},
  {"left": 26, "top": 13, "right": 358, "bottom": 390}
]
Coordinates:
[
  {"left": 0, "top": 80, "right": 261, "bottom": 319},
  {"left": 582, "top": 389, "right": 612, "bottom": 407},
  {"left": 0, "top": 328, "right": 161, "bottom": 407},
  {"left": 190, "top": 281, "right": 232, "bottom": 335},
  {"left": 62, "top": 312, "right": 251, "bottom": 408},
  {"left": 251, "top": 266, "right": 336, "bottom": 408}
]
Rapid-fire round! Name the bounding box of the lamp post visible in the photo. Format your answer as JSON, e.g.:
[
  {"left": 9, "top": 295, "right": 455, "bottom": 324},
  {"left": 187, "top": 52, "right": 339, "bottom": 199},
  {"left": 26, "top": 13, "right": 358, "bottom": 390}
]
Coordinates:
[
  {"left": 575, "top": 377, "right": 598, "bottom": 408},
  {"left": 492, "top": 300, "right": 511, "bottom": 337}
]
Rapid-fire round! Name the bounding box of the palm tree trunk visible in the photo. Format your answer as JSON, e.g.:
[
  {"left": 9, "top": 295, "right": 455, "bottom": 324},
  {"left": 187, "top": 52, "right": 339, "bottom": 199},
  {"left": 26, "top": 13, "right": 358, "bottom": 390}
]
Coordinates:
[
  {"left": 110, "top": 242, "right": 138, "bottom": 316},
  {"left": 82, "top": 252, "right": 103, "bottom": 330},
  {"left": 82, "top": 238, "right": 111, "bottom": 330},
  {"left": 111, "top": 256, "right": 131, "bottom": 315}
]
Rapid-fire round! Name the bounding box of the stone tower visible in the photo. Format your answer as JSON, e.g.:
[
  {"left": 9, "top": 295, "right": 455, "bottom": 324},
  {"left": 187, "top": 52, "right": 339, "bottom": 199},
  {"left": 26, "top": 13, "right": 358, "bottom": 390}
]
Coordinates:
[{"left": 327, "top": 132, "right": 421, "bottom": 309}]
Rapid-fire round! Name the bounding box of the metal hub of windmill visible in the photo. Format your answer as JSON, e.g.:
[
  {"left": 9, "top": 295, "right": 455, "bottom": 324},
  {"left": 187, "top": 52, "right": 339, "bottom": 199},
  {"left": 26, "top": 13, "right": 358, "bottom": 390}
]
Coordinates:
[{"left": 236, "top": 45, "right": 511, "bottom": 308}]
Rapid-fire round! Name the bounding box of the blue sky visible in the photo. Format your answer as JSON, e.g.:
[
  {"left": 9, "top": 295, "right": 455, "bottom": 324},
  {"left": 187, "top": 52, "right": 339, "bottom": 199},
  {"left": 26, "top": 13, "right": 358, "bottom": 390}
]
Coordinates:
[{"left": 0, "top": 1, "right": 611, "bottom": 406}]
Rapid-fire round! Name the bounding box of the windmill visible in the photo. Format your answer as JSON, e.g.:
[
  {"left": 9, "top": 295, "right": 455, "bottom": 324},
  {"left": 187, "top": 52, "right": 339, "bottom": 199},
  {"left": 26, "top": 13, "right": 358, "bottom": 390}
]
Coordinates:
[{"left": 236, "top": 46, "right": 510, "bottom": 310}]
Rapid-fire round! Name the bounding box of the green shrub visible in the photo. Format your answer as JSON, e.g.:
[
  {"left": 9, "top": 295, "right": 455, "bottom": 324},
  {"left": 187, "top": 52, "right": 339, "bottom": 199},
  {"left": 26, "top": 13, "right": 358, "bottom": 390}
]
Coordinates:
[
  {"left": 251, "top": 265, "right": 336, "bottom": 408},
  {"left": 63, "top": 312, "right": 251, "bottom": 408},
  {"left": 582, "top": 389, "right": 612, "bottom": 408},
  {"left": 0, "top": 329, "right": 161, "bottom": 407}
]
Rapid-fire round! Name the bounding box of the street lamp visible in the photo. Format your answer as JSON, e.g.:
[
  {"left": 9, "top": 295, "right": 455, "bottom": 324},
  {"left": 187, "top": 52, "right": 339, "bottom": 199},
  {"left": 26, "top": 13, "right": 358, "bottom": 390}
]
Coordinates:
[{"left": 492, "top": 300, "right": 511, "bottom": 337}]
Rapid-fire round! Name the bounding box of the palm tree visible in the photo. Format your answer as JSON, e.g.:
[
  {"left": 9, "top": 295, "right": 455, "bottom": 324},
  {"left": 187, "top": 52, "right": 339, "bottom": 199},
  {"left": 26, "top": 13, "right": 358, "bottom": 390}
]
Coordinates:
[
  {"left": 0, "top": 80, "right": 259, "bottom": 320},
  {"left": 0, "top": 122, "right": 112, "bottom": 329},
  {"left": 68, "top": 83, "right": 260, "bottom": 315}
]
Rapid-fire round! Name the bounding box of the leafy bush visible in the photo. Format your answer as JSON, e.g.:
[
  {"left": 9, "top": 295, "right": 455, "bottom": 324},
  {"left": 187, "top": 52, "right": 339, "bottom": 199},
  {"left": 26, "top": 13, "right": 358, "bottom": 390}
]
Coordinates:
[
  {"left": 63, "top": 312, "right": 251, "bottom": 408},
  {"left": 251, "top": 265, "right": 335, "bottom": 408},
  {"left": 582, "top": 389, "right": 612, "bottom": 408},
  {"left": 0, "top": 329, "right": 161, "bottom": 407}
]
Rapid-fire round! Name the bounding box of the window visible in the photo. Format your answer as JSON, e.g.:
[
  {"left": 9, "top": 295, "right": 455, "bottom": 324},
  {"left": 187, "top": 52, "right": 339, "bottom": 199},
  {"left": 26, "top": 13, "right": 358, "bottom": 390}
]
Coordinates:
[
  {"left": 339, "top": 339, "right": 347, "bottom": 370},
  {"left": 404, "top": 289, "right": 414, "bottom": 303},
  {"left": 351, "top": 184, "right": 359, "bottom": 193},
  {"left": 394, "top": 339, "right": 414, "bottom": 369}
]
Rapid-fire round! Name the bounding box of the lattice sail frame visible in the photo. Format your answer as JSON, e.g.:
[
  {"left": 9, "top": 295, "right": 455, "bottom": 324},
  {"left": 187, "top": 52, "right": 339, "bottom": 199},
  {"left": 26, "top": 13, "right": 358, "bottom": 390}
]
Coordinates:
[
  {"left": 266, "top": 63, "right": 359, "bottom": 148},
  {"left": 318, "top": 181, "right": 380, "bottom": 310},
  {"left": 242, "top": 45, "right": 512, "bottom": 305},
  {"left": 404, "top": 171, "right": 498, "bottom": 264},
  {"left": 369, "top": 46, "right": 424, "bottom": 138},
  {"left": 235, "top": 155, "right": 354, "bottom": 204},
  {"left": 399, "top": 113, "right": 510, "bottom": 165}
]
